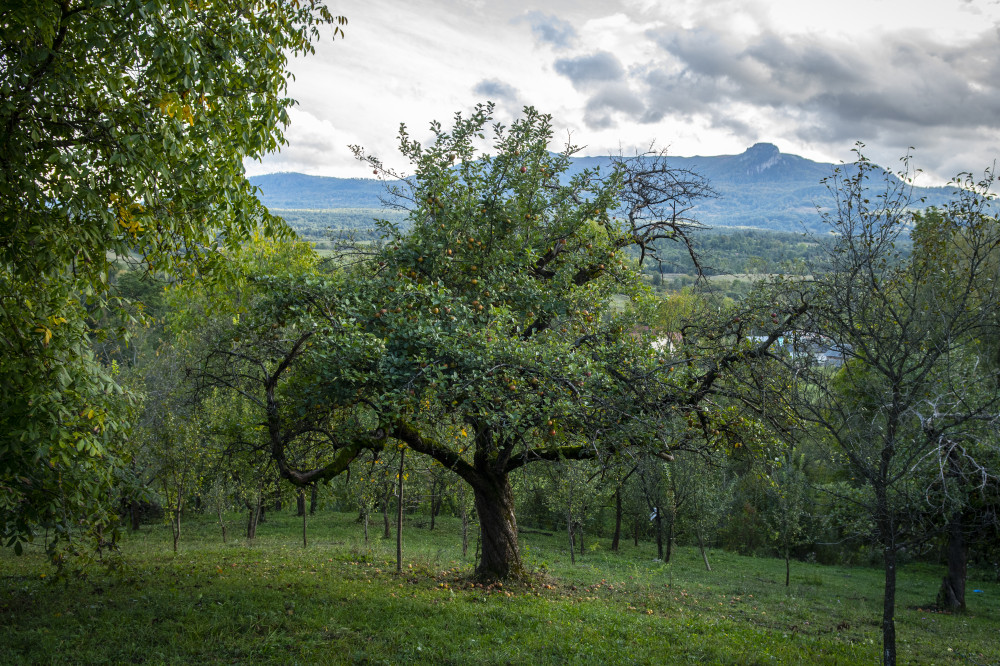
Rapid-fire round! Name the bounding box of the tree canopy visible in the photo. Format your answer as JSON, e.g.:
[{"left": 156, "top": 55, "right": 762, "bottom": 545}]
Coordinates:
[
  {"left": 194, "top": 104, "right": 794, "bottom": 579},
  {"left": 0, "top": 0, "right": 344, "bottom": 558}
]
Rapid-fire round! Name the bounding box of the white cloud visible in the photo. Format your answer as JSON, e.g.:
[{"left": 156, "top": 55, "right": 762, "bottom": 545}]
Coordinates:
[{"left": 251, "top": 0, "right": 1000, "bottom": 184}]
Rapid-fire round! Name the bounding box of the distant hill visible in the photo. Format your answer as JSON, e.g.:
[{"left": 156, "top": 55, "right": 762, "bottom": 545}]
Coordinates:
[{"left": 250, "top": 144, "right": 958, "bottom": 233}]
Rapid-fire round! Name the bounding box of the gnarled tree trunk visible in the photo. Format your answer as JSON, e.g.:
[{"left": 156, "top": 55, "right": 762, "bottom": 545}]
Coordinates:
[
  {"left": 296, "top": 488, "right": 306, "bottom": 517},
  {"left": 937, "top": 511, "right": 967, "bottom": 611},
  {"left": 472, "top": 472, "right": 522, "bottom": 580}
]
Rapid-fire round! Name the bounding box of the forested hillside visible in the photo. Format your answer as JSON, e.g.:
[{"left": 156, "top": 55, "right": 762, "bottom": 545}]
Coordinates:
[{"left": 251, "top": 143, "right": 958, "bottom": 233}]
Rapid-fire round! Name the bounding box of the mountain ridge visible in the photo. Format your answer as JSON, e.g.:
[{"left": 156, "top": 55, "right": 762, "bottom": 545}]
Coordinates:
[{"left": 250, "top": 144, "right": 957, "bottom": 232}]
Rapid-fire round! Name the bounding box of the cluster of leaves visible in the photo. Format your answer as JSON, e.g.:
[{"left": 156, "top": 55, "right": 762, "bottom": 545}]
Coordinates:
[{"left": 1, "top": 0, "right": 344, "bottom": 560}]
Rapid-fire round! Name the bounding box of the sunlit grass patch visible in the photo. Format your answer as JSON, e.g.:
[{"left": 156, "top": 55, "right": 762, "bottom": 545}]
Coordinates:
[{"left": 2, "top": 511, "right": 997, "bottom": 664}]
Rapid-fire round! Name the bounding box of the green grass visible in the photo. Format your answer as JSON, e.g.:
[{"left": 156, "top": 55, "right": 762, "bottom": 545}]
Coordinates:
[{"left": 2, "top": 512, "right": 997, "bottom": 664}]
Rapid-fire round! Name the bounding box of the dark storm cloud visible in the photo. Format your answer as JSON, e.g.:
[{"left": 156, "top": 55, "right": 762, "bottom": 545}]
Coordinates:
[
  {"left": 513, "top": 11, "right": 577, "bottom": 49},
  {"left": 638, "top": 25, "right": 1000, "bottom": 146},
  {"left": 473, "top": 78, "right": 520, "bottom": 105},
  {"left": 554, "top": 51, "right": 627, "bottom": 86},
  {"left": 583, "top": 82, "right": 645, "bottom": 129}
]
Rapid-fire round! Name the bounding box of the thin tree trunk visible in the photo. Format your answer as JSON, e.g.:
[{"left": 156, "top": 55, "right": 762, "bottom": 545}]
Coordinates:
[
  {"left": 655, "top": 513, "right": 664, "bottom": 560},
  {"left": 172, "top": 506, "right": 181, "bottom": 553},
  {"left": 882, "top": 544, "right": 898, "bottom": 666},
  {"left": 578, "top": 521, "right": 584, "bottom": 556},
  {"left": 396, "top": 447, "right": 405, "bottom": 574},
  {"left": 567, "top": 483, "right": 576, "bottom": 565},
  {"left": 697, "top": 530, "right": 711, "bottom": 572},
  {"left": 309, "top": 484, "right": 318, "bottom": 515},
  {"left": 246, "top": 497, "right": 262, "bottom": 540},
  {"left": 382, "top": 499, "right": 391, "bottom": 539},
  {"left": 611, "top": 488, "right": 622, "bottom": 552},
  {"left": 430, "top": 479, "right": 442, "bottom": 530},
  {"left": 217, "top": 502, "right": 227, "bottom": 545},
  {"left": 302, "top": 495, "right": 308, "bottom": 548},
  {"left": 296, "top": 488, "right": 306, "bottom": 517},
  {"left": 665, "top": 512, "right": 674, "bottom": 563},
  {"left": 461, "top": 502, "right": 469, "bottom": 557},
  {"left": 164, "top": 479, "right": 182, "bottom": 554},
  {"left": 785, "top": 548, "right": 791, "bottom": 587},
  {"left": 875, "top": 481, "right": 897, "bottom": 666},
  {"left": 129, "top": 501, "right": 141, "bottom": 531},
  {"left": 362, "top": 507, "right": 369, "bottom": 545},
  {"left": 633, "top": 520, "right": 639, "bottom": 547}
]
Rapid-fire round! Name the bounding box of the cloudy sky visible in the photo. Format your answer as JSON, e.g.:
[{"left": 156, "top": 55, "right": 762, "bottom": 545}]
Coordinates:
[{"left": 246, "top": 0, "right": 1000, "bottom": 185}]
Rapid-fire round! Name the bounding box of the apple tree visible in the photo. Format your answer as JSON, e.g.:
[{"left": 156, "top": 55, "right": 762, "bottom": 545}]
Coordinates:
[{"left": 199, "top": 104, "right": 793, "bottom": 580}]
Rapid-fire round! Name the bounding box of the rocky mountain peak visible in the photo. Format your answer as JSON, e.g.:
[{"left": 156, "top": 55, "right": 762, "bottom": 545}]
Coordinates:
[{"left": 739, "top": 143, "right": 782, "bottom": 174}]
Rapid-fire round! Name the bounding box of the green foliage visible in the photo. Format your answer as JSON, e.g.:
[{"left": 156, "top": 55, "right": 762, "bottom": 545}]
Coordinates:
[
  {"left": 1, "top": 0, "right": 343, "bottom": 557},
  {"left": 271, "top": 208, "right": 410, "bottom": 243},
  {"left": 644, "top": 228, "right": 838, "bottom": 277}
]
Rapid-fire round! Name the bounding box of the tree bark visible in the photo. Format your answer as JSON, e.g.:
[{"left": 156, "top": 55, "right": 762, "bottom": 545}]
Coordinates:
[
  {"left": 382, "top": 494, "right": 391, "bottom": 539},
  {"left": 309, "top": 483, "right": 318, "bottom": 515},
  {"left": 217, "top": 502, "right": 227, "bottom": 545},
  {"left": 296, "top": 488, "right": 306, "bottom": 517},
  {"left": 302, "top": 499, "right": 308, "bottom": 548},
  {"left": 655, "top": 513, "right": 664, "bottom": 560},
  {"left": 665, "top": 512, "right": 673, "bottom": 563},
  {"left": 697, "top": 530, "right": 711, "bottom": 572},
  {"left": 567, "top": 484, "right": 576, "bottom": 565},
  {"left": 882, "top": 544, "right": 897, "bottom": 666},
  {"left": 397, "top": 447, "right": 405, "bottom": 574},
  {"left": 473, "top": 472, "right": 523, "bottom": 580},
  {"left": 876, "top": 484, "right": 897, "bottom": 666},
  {"left": 611, "top": 488, "right": 622, "bottom": 552},
  {"left": 129, "top": 501, "right": 141, "bottom": 531},
  {"left": 246, "top": 497, "right": 261, "bottom": 540},
  {"left": 937, "top": 511, "right": 967, "bottom": 611}
]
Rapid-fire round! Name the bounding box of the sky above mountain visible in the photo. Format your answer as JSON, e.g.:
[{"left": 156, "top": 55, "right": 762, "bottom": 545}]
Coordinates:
[{"left": 245, "top": 0, "right": 1000, "bottom": 186}]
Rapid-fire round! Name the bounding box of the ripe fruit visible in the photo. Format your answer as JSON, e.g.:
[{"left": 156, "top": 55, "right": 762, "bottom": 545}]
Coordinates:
[{"left": 520, "top": 166, "right": 527, "bottom": 173}]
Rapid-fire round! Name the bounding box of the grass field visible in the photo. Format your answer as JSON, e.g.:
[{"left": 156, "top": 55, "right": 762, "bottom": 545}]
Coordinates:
[{"left": 2, "top": 511, "right": 997, "bottom": 664}]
